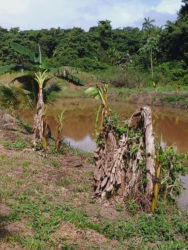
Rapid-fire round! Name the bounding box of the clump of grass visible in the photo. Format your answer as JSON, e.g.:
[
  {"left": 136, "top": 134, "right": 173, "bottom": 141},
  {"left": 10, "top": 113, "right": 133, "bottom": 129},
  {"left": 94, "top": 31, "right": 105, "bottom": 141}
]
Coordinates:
[
  {"left": 50, "top": 159, "right": 60, "bottom": 168},
  {"left": 126, "top": 200, "right": 139, "bottom": 216},
  {"left": 115, "top": 203, "right": 124, "bottom": 212},
  {"left": 22, "top": 161, "right": 30, "bottom": 167},
  {"left": 3, "top": 139, "right": 28, "bottom": 151}
]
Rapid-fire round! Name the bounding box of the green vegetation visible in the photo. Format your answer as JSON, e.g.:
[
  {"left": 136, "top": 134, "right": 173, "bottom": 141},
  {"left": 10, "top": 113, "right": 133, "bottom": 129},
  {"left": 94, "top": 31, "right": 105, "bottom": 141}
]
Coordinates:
[
  {"left": 0, "top": 1, "right": 187, "bottom": 249},
  {"left": 0, "top": 149, "right": 187, "bottom": 249},
  {"left": 85, "top": 83, "right": 110, "bottom": 135},
  {"left": 0, "top": 1, "right": 187, "bottom": 89},
  {"left": 3, "top": 139, "right": 28, "bottom": 151},
  {"left": 93, "top": 109, "right": 187, "bottom": 213}
]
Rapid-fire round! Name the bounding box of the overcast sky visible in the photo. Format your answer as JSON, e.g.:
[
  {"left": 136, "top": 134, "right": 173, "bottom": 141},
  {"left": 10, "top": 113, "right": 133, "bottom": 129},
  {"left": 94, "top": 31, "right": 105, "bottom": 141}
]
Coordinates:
[{"left": 0, "top": 0, "right": 182, "bottom": 30}]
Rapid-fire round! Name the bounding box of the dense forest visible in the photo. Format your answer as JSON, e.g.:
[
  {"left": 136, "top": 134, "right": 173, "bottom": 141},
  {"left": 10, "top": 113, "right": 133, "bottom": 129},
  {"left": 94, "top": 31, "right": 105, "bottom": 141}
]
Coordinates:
[{"left": 0, "top": 0, "right": 187, "bottom": 86}]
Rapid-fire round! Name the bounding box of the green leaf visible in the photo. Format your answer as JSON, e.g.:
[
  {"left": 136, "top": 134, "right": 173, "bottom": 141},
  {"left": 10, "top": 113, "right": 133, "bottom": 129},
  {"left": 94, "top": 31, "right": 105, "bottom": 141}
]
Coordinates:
[
  {"left": 10, "top": 42, "right": 35, "bottom": 62},
  {"left": 95, "top": 95, "right": 100, "bottom": 100},
  {"left": 0, "top": 64, "right": 18, "bottom": 75},
  {"left": 85, "top": 86, "right": 99, "bottom": 97}
]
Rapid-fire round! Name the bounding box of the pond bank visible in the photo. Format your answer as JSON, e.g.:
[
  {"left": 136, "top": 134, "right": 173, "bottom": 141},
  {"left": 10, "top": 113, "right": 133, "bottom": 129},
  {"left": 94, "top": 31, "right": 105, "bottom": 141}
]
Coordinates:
[
  {"left": 0, "top": 113, "right": 188, "bottom": 249},
  {"left": 109, "top": 87, "right": 188, "bottom": 109},
  {"left": 56, "top": 84, "right": 188, "bottom": 109}
]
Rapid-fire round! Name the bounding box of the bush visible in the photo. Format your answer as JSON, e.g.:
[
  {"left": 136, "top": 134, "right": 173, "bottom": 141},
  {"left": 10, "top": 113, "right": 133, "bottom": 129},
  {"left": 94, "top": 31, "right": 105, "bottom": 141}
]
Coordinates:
[
  {"left": 73, "top": 57, "right": 109, "bottom": 72},
  {"left": 157, "top": 61, "right": 188, "bottom": 84}
]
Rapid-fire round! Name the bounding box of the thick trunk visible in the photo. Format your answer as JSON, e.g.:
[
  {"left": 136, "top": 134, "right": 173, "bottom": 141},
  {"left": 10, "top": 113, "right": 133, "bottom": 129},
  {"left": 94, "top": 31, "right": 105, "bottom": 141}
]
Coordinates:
[
  {"left": 94, "top": 106, "right": 156, "bottom": 212},
  {"left": 141, "top": 106, "right": 156, "bottom": 205}
]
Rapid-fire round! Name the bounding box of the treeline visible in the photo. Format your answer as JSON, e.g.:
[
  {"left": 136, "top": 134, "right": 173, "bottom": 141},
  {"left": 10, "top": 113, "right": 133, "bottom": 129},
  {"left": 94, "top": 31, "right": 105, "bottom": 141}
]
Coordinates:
[{"left": 0, "top": 0, "right": 187, "bottom": 84}]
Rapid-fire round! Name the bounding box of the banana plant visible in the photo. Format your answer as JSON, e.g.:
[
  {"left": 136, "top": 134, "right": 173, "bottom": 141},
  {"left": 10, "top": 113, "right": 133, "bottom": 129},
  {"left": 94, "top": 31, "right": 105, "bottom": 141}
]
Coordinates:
[
  {"left": 0, "top": 42, "right": 84, "bottom": 85},
  {"left": 33, "top": 70, "right": 49, "bottom": 147},
  {"left": 55, "top": 109, "right": 65, "bottom": 151},
  {"left": 0, "top": 84, "right": 31, "bottom": 121},
  {"left": 85, "top": 83, "right": 110, "bottom": 136},
  {"left": 0, "top": 42, "right": 84, "bottom": 148}
]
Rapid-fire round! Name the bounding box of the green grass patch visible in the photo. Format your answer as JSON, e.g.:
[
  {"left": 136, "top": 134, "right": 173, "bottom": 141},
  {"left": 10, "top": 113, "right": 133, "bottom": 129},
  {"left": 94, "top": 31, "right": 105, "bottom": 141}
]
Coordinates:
[
  {"left": 3, "top": 139, "right": 28, "bottom": 151},
  {"left": 5, "top": 191, "right": 187, "bottom": 248}
]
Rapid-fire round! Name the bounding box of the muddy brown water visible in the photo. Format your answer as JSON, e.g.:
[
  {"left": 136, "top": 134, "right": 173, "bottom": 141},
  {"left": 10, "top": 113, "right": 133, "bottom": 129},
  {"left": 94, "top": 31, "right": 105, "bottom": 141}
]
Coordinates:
[{"left": 23, "top": 98, "right": 188, "bottom": 209}]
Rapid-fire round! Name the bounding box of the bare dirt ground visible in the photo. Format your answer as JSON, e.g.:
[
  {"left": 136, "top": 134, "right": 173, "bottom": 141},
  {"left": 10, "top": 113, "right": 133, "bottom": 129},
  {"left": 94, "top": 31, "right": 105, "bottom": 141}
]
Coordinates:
[{"left": 0, "top": 120, "right": 127, "bottom": 249}]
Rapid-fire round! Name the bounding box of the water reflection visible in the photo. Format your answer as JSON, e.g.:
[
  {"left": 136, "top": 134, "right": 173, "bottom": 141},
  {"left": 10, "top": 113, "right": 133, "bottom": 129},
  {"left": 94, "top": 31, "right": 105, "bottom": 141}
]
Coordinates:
[
  {"left": 47, "top": 100, "right": 188, "bottom": 154},
  {"left": 64, "top": 135, "right": 96, "bottom": 153}
]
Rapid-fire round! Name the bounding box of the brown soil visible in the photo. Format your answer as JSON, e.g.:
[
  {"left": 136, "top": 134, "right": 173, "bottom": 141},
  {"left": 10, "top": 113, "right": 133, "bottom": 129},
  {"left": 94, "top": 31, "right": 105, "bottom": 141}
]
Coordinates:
[
  {"left": 0, "top": 114, "right": 127, "bottom": 249},
  {"left": 51, "top": 222, "right": 113, "bottom": 250}
]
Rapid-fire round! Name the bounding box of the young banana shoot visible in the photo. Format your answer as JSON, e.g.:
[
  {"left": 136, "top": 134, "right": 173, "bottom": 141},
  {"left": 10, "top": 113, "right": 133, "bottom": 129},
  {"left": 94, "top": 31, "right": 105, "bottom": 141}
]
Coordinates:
[
  {"left": 85, "top": 83, "right": 110, "bottom": 136},
  {"left": 55, "top": 109, "right": 65, "bottom": 151}
]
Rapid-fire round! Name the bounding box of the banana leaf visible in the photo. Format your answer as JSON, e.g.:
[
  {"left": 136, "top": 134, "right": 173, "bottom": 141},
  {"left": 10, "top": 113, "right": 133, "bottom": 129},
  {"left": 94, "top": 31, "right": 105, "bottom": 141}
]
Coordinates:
[
  {"left": 0, "top": 64, "right": 19, "bottom": 75},
  {"left": 10, "top": 42, "right": 36, "bottom": 63},
  {"left": 85, "top": 86, "right": 99, "bottom": 98}
]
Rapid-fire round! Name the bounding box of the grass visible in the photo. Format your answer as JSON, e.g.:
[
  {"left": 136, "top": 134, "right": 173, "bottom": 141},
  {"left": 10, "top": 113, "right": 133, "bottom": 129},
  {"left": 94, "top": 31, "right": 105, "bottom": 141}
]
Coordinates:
[
  {"left": 126, "top": 200, "right": 139, "bottom": 216},
  {"left": 0, "top": 143, "right": 187, "bottom": 249},
  {"left": 50, "top": 159, "right": 61, "bottom": 168},
  {"left": 59, "top": 88, "right": 86, "bottom": 99},
  {"left": 108, "top": 85, "right": 188, "bottom": 108},
  {"left": 3, "top": 192, "right": 188, "bottom": 248},
  {"left": 3, "top": 139, "right": 28, "bottom": 151},
  {"left": 0, "top": 72, "right": 24, "bottom": 84},
  {"left": 0, "top": 116, "right": 187, "bottom": 249}
]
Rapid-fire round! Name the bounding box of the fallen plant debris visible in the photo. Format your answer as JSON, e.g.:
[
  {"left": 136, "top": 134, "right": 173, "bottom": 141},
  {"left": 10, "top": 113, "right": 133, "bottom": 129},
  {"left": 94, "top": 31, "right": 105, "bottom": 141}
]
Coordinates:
[{"left": 94, "top": 106, "right": 187, "bottom": 212}]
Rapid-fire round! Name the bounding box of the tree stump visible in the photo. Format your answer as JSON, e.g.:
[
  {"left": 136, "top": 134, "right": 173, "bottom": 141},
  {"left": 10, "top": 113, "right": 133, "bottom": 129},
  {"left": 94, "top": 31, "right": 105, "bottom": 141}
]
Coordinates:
[{"left": 94, "top": 106, "right": 156, "bottom": 211}]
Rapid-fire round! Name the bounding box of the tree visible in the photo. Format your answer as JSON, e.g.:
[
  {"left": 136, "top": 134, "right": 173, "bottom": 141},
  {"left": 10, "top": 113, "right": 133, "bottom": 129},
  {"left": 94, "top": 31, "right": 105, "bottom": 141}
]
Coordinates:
[
  {"left": 142, "top": 17, "right": 155, "bottom": 34},
  {"left": 107, "top": 48, "right": 120, "bottom": 65},
  {"left": 159, "top": 0, "right": 188, "bottom": 64},
  {"left": 98, "top": 20, "right": 112, "bottom": 51},
  {"left": 139, "top": 36, "right": 159, "bottom": 78}
]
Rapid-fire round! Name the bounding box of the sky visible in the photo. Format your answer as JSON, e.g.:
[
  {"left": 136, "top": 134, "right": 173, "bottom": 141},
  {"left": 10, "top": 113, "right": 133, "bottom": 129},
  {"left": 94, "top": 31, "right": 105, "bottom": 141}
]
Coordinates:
[{"left": 0, "top": 0, "right": 182, "bottom": 31}]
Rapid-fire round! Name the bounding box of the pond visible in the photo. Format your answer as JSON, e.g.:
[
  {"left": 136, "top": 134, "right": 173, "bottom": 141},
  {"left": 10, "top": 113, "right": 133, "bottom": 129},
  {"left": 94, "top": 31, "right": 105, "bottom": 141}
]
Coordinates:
[{"left": 23, "top": 98, "right": 188, "bottom": 209}]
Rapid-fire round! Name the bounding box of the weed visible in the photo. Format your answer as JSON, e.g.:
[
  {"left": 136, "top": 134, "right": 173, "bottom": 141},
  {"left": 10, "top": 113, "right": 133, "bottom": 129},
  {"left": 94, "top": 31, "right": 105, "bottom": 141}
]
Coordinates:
[
  {"left": 22, "top": 161, "right": 30, "bottom": 167},
  {"left": 60, "top": 240, "right": 78, "bottom": 250},
  {"left": 96, "top": 208, "right": 101, "bottom": 218},
  {"left": 3, "top": 139, "right": 28, "bottom": 151},
  {"left": 89, "top": 199, "right": 96, "bottom": 204},
  {"left": 127, "top": 200, "right": 139, "bottom": 216},
  {"left": 157, "top": 240, "right": 188, "bottom": 250},
  {"left": 57, "top": 177, "right": 71, "bottom": 187},
  {"left": 50, "top": 160, "right": 60, "bottom": 168},
  {"left": 115, "top": 203, "right": 124, "bottom": 212}
]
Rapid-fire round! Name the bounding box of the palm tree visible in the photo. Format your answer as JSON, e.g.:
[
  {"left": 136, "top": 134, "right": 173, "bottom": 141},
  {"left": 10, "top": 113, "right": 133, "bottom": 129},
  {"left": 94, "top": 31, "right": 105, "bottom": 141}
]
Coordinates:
[
  {"left": 142, "top": 17, "right": 155, "bottom": 34},
  {"left": 139, "top": 36, "right": 159, "bottom": 78}
]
